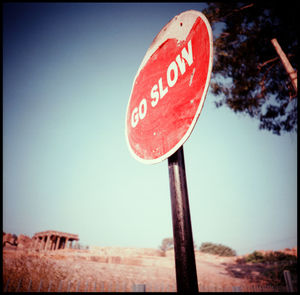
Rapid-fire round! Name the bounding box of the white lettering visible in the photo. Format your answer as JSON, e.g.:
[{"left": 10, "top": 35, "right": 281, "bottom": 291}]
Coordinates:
[
  {"left": 176, "top": 54, "right": 186, "bottom": 75},
  {"left": 158, "top": 77, "right": 168, "bottom": 99},
  {"left": 131, "top": 107, "right": 139, "bottom": 128},
  {"left": 139, "top": 98, "right": 147, "bottom": 120},
  {"left": 151, "top": 84, "right": 159, "bottom": 107},
  {"left": 181, "top": 40, "right": 193, "bottom": 66},
  {"left": 131, "top": 40, "right": 194, "bottom": 128},
  {"left": 167, "top": 61, "right": 178, "bottom": 87}
]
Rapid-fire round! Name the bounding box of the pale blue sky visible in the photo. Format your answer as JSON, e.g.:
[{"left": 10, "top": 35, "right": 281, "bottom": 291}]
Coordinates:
[{"left": 3, "top": 3, "right": 297, "bottom": 255}]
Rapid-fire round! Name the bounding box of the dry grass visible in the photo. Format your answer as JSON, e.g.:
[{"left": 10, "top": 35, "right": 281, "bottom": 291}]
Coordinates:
[
  {"left": 3, "top": 251, "right": 69, "bottom": 291},
  {"left": 3, "top": 247, "right": 294, "bottom": 292},
  {"left": 3, "top": 249, "right": 176, "bottom": 292}
]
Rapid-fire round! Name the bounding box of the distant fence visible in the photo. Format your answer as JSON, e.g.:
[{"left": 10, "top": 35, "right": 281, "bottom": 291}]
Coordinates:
[{"left": 3, "top": 276, "right": 295, "bottom": 292}]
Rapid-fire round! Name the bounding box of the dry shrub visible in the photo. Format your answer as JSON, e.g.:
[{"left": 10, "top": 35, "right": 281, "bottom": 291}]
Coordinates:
[{"left": 3, "top": 252, "right": 69, "bottom": 291}]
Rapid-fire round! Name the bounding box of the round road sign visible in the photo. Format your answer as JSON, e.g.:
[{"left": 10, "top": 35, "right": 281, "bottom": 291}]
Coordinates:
[{"left": 125, "top": 10, "right": 213, "bottom": 164}]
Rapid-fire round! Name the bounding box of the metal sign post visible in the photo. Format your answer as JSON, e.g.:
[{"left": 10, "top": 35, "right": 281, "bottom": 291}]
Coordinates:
[
  {"left": 168, "top": 145, "right": 198, "bottom": 293},
  {"left": 125, "top": 10, "right": 213, "bottom": 293}
]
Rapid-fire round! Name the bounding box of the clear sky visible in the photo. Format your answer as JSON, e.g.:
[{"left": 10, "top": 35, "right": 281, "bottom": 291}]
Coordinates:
[{"left": 3, "top": 3, "right": 297, "bottom": 255}]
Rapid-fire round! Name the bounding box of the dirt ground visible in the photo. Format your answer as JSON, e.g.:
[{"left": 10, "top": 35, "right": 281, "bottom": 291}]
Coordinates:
[{"left": 2, "top": 246, "right": 292, "bottom": 292}]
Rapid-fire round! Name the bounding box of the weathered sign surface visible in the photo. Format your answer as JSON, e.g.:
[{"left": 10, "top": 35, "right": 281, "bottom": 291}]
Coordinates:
[{"left": 125, "top": 10, "right": 213, "bottom": 164}]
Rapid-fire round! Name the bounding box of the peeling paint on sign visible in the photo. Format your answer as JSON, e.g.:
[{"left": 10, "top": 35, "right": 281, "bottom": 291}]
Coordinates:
[{"left": 125, "top": 10, "right": 213, "bottom": 164}]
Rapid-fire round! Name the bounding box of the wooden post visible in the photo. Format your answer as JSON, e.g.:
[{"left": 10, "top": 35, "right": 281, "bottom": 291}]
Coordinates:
[
  {"left": 4, "top": 278, "right": 10, "bottom": 292},
  {"left": 132, "top": 284, "right": 146, "bottom": 292},
  {"left": 284, "top": 270, "right": 294, "bottom": 292},
  {"left": 38, "top": 279, "right": 43, "bottom": 292},
  {"left": 28, "top": 279, "right": 32, "bottom": 292},
  {"left": 271, "top": 38, "right": 297, "bottom": 94},
  {"left": 16, "top": 278, "right": 22, "bottom": 292},
  {"left": 48, "top": 281, "right": 52, "bottom": 292},
  {"left": 168, "top": 146, "right": 198, "bottom": 293}
]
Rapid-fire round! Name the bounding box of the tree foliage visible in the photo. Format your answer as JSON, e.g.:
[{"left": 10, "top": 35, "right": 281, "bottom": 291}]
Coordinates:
[
  {"left": 203, "top": 2, "right": 298, "bottom": 135},
  {"left": 244, "top": 250, "right": 297, "bottom": 264},
  {"left": 159, "top": 237, "right": 174, "bottom": 254},
  {"left": 199, "top": 242, "right": 236, "bottom": 256},
  {"left": 237, "top": 250, "right": 297, "bottom": 287}
]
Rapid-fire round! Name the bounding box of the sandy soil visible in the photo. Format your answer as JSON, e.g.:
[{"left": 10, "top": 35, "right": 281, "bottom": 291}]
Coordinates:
[{"left": 2, "top": 246, "right": 293, "bottom": 292}]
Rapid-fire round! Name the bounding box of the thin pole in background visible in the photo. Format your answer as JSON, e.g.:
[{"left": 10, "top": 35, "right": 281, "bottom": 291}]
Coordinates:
[{"left": 271, "top": 38, "right": 297, "bottom": 94}]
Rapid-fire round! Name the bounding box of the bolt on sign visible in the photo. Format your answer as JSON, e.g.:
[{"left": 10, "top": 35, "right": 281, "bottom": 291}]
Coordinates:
[{"left": 125, "top": 10, "right": 213, "bottom": 164}]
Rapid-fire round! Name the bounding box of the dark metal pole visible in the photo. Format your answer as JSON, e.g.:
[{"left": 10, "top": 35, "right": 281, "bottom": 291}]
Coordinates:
[{"left": 168, "top": 145, "right": 198, "bottom": 293}]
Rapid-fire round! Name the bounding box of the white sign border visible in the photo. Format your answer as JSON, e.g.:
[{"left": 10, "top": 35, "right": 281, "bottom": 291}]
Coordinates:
[{"left": 125, "top": 10, "right": 213, "bottom": 165}]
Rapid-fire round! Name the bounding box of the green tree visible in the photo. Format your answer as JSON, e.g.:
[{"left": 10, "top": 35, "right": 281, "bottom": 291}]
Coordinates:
[
  {"left": 245, "top": 250, "right": 265, "bottom": 263},
  {"left": 159, "top": 237, "right": 174, "bottom": 255},
  {"left": 199, "top": 242, "right": 236, "bottom": 256},
  {"left": 203, "top": 2, "right": 297, "bottom": 135}
]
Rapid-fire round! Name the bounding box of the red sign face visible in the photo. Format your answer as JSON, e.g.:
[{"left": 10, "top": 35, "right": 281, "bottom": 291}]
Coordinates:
[{"left": 125, "top": 10, "right": 213, "bottom": 164}]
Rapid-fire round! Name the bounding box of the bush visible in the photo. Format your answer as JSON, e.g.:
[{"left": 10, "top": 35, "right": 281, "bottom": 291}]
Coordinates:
[
  {"left": 245, "top": 251, "right": 265, "bottom": 263},
  {"left": 262, "top": 261, "right": 297, "bottom": 287},
  {"left": 3, "top": 253, "right": 69, "bottom": 291},
  {"left": 199, "top": 242, "right": 236, "bottom": 257},
  {"left": 159, "top": 238, "right": 173, "bottom": 256},
  {"left": 243, "top": 250, "right": 297, "bottom": 287},
  {"left": 245, "top": 251, "right": 297, "bottom": 264}
]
